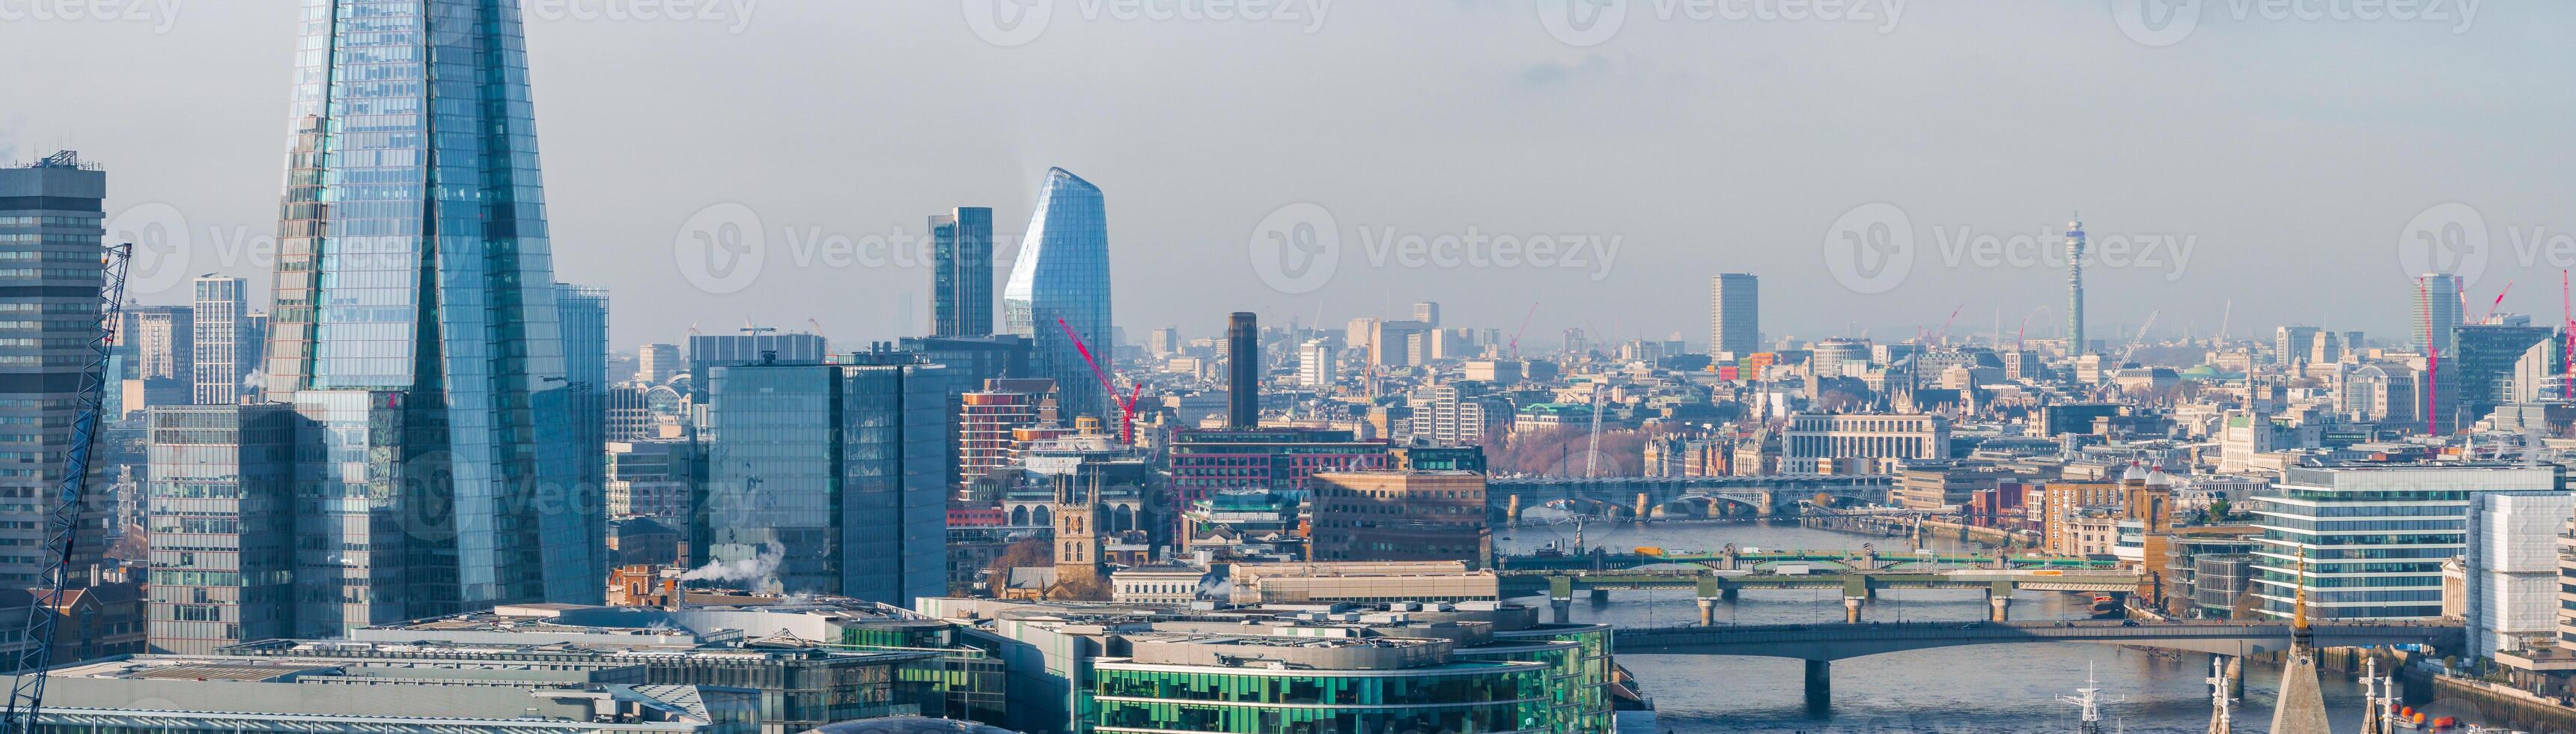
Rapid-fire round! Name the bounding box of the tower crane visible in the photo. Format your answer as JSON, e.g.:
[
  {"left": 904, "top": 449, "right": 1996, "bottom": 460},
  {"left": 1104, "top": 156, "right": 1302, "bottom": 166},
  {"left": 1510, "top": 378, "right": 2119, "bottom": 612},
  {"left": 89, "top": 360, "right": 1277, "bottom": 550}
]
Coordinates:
[
  {"left": 1058, "top": 318, "right": 1141, "bottom": 444},
  {"left": 1583, "top": 381, "right": 1607, "bottom": 478},
  {"left": 2119, "top": 311, "right": 2160, "bottom": 363},
  {"left": 4, "top": 243, "right": 133, "bottom": 733}
]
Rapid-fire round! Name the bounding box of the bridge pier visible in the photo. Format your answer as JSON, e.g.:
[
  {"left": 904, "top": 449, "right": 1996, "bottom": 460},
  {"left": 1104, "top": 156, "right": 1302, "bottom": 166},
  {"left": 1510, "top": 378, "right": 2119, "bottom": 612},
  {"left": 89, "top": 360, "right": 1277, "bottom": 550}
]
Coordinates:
[
  {"left": 2216, "top": 655, "right": 2244, "bottom": 699},
  {"left": 1843, "top": 597, "right": 1863, "bottom": 624},
  {"left": 1550, "top": 596, "right": 1571, "bottom": 624},
  {"left": 1589, "top": 589, "right": 1610, "bottom": 604},
  {"left": 1505, "top": 494, "right": 1521, "bottom": 522},
  {"left": 1988, "top": 595, "right": 2009, "bottom": 622},
  {"left": 1697, "top": 598, "right": 1717, "bottom": 626},
  {"left": 1720, "top": 588, "right": 1738, "bottom": 601},
  {"left": 1803, "top": 660, "right": 1830, "bottom": 713}
]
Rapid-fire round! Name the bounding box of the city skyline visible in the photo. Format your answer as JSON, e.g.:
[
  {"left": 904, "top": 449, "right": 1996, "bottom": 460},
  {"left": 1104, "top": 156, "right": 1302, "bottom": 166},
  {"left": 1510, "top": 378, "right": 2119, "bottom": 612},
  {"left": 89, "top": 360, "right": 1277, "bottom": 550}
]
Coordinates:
[{"left": 3, "top": 4, "right": 2566, "bottom": 348}]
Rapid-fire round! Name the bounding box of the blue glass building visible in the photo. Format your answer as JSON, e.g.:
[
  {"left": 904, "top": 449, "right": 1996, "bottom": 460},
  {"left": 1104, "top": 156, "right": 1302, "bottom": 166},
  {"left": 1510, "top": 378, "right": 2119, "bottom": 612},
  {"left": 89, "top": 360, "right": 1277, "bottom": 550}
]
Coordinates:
[
  {"left": 1002, "top": 169, "right": 1112, "bottom": 422},
  {"left": 698, "top": 353, "right": 951, "bottom": 605},
  {"left": 263, "top": 0, "right": 596, "bottom": 630},
  {"left": 931, "top": 207, "right": 995, "bottom": 338}
]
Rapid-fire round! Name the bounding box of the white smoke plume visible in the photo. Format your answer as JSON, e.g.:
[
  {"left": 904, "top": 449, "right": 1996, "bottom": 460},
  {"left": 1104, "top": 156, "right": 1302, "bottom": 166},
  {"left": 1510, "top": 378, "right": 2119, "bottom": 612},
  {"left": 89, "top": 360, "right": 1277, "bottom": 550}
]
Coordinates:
[{"left": 680, "top": 541, "right": 785, "bottom": 583}]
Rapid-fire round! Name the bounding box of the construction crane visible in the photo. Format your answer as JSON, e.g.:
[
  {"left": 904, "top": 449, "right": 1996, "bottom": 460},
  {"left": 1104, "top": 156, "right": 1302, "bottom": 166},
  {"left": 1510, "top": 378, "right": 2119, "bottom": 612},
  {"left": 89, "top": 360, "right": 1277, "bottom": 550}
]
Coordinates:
[
  {"left": 4, "top": 243, "right": 132, "bottom": 733},
  {"left": 2119, "top": 311, "right": 2160, "bottom": 363},
  {"left": 1503, "top": 302, "right": 1538, "bottom": 358},
  {"left": 1057, "top": 318, "right": 1141, "bottom": 444},
  {"left": 1580, "top": 386, "right": 1605, "bottom": 477},
  {"left": 1930, "top": 303, "right": 1964, "bottom": 345},
  {"left": 2481, "top": 280, "right": 2514, "bottom": 324}
]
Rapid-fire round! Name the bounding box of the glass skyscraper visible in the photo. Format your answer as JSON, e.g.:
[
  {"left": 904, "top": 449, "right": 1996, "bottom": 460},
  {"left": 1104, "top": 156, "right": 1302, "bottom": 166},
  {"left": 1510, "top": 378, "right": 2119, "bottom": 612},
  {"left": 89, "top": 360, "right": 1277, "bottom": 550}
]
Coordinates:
[
  {"left": 1002, "top": 168, "right": 1111, "bottom": 422},
  {"left": 192, "top": 276, "right": 250, "bottom": 404},
  {"left": 263, "top": 0, "right": 596, "bottom": 626},
  {"left": 558, "top": 284, "right": 610, "bottom": 553},
  {"left": 931, "top": 207, "right": 993, "bottom": 338},
  {"left": 697, "top": 354, "right": 950, "bottom": 605},
  {"left": 0, "top": 151, "right": 109, "bottom": 586}
]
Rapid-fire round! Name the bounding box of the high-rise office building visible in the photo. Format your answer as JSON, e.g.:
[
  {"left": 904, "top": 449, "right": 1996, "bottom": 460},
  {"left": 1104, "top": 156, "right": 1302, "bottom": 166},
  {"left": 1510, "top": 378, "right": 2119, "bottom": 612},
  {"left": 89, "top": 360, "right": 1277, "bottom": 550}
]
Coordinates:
[
  {"left": 1002, "top": 168, "right": 1112, "bottom": 422},
  {"left": 2417, "top": 273, "right": 2464, "bottom": 355},
  {"left": 1227, "top": 312, "right": 1259, "bottom": 428},
  {"left": 606, "top": 439, "right": 698, "bottom": 523},
  {"left": 1299, "top": 339, "right": 1336, "bottom": 387},
  {"left": 686, "top": 328, "right": 827, "bottom": 401},
  {"left": 127, "top": 306, "right": 192, "bottom": 407},
  {"left": 0, "top": 151, "right": 109, "bottom": 586},
  {"left": 635, "top": 342, "right": 681, "bottom": 384},
  {"left": 2252, "top": 465, "right": 2557, "bottom": 621},
  {"left": 1413, "top": 301, "right": 1441, "bottom": 328},
  {"left": 2274, "top": 326, "right": 2321, "bottom": 367},
  {"left": 241, "top": 311, "right": 267, "bottom": 383},
  {"left": 1709, "top": 273, "right": 1758, "bottom": 357},
  {"left": 144, "top": 404, "right": 298, "bottom": 654},
  {"left": 698, "top": 352, "right": 949, "bottom": 604},
  {"left": 261, "top": 0, "right": 597, "bottom": 622},
  {"left": 2065, "top": 217, "right": 2087, "bottom": 356},
  {"left": 2439, "top": 319, "right": 2557, "bottom": 433},
  {"left": 191, "top": 276, "right": 250, "bottom": 404},
  {"left": 931, "top": 207, "right": 995, "bottom": 338},
  {"left": 558, "top": 284, "right": 610, "bottom": 500}
]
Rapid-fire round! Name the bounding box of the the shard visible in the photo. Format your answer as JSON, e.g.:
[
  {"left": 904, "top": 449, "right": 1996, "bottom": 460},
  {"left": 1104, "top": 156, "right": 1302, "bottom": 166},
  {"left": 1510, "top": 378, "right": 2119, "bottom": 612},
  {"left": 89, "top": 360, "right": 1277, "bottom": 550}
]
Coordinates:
[{"left": 264, "top": 0, "right": 596, "bottom": 635}]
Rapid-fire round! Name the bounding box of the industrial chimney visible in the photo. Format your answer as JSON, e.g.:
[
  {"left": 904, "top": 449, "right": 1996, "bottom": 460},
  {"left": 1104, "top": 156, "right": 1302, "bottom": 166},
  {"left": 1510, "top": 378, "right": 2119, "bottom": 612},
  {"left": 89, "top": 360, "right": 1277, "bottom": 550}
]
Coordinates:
[{"left": 1228, "top": 312, "right": 1258, "bottom": 428}]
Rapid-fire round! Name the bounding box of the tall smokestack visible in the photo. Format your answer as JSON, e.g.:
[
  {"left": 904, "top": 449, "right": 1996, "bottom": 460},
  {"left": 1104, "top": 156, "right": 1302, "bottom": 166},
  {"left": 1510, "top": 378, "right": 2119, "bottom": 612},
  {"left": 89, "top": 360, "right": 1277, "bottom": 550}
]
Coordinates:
[{"left": 1228, "top": 312, "right": 1259, "bottom": 428}]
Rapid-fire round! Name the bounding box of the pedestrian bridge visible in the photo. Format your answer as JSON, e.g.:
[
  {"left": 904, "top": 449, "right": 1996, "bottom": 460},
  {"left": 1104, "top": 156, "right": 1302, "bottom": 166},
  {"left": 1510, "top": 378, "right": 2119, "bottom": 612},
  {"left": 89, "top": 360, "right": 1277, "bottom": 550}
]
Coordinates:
[{"left": 1613, "top": 619, "right": 2462, "bottom": 661}]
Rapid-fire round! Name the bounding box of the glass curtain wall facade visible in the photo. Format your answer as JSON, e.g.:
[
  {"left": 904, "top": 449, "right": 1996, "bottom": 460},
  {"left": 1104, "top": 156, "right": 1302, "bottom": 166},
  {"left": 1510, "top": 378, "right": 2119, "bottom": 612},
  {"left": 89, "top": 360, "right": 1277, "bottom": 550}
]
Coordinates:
[
  {"left": 264, "top": 0, "right": 594, "bottom": 619},
  {"left": 932, "top": 207, "right": 994, "bottom": 338},
  {"left": 144, "top": 404, "right": 298, "bottom": 654},
  {"left": 698, "top": 358, "right": 950, "bottom": 604},
  {"left": 1091, "top": 662, "right": 1552, "bottom": 734},
  {"left": 192, "top": 276, "right": 250, "bottom": 404},
  {"left": 1002, "top": 168, "right": 1111, "bottom": 422},
  {"left": 2250, "top": 465, "right": 2560, "bottom": 621},
  {"left": 0, "top": 154, "right": 107, "bottom": 586}
]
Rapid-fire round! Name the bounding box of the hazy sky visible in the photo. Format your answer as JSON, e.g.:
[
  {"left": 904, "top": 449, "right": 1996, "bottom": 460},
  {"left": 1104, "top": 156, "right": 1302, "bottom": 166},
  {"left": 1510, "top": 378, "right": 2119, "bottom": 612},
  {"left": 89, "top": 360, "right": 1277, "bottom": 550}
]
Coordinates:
[{"left": 4, "top": 1, "right": 2566, "bottom": 351}]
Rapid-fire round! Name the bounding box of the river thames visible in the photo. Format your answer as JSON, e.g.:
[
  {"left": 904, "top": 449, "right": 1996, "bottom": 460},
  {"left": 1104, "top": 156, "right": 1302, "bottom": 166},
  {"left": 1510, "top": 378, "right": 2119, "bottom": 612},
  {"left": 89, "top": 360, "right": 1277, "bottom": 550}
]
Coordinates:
[{"left": 1496, "top": 513, "right": 2470, "bottom": 733}]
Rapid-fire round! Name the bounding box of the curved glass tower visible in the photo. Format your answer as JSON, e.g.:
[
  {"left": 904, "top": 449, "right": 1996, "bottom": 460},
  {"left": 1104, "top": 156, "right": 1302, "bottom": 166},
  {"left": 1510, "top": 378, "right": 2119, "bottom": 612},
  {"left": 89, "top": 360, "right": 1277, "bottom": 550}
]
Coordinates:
[
  {"left": 265, "top": 0, "right": 594, "bottom": 632},
  {"left": 1002, "top": 168, "right": 1112, "bottom": 421}
]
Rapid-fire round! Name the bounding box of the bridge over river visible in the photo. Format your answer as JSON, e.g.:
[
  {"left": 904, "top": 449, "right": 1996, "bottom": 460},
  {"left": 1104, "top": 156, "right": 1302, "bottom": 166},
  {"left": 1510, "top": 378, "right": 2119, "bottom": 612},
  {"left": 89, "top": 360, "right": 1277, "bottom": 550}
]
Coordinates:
[
  {"left": 1507, "top": 568, "right": 2144, "bottom": 625},
  {"left": 1610, "top": 619, "right": 2464, "bottom": 710}
]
